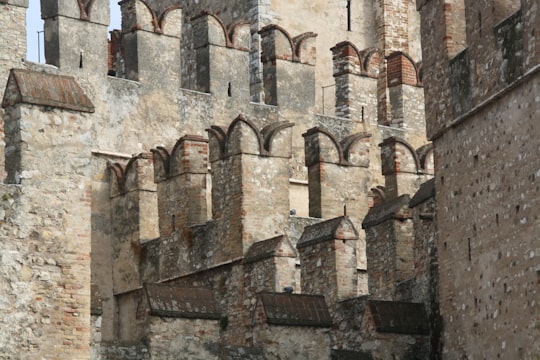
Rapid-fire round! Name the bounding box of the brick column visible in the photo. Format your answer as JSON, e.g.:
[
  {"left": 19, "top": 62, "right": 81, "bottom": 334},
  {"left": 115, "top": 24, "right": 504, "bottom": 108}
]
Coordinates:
[
  {"left": 331, "top": 42, "right": 380, "bottom": 122},
  {"left": 152, "top": 135, "right": 208, "bottom": 237},
  {"left": 298, "top": 216, "right": 360, "bottom": 305},
  {"left": 191, "top": 12, "right": 250, "bottom": 102},
  {"left": 109, "top": 153, "right": 158, "bottom": 294}
]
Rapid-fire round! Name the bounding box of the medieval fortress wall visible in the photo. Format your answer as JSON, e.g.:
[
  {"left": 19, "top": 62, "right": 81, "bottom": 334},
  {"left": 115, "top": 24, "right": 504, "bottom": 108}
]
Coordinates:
[
  {"left": 0, "top": 0, "right": 536, "bottom": 358},
  {"left": 417, "top": 0, "right": 539, "bottom": 358}
]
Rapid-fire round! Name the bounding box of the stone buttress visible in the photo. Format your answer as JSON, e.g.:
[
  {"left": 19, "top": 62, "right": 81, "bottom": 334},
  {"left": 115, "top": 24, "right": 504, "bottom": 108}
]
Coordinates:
[
  {"left": 41, "top": 0, "right": 109, "bottom": 74},
  {"left": 191, "top": 11, "right": 251, "bottom": 103},
  {"left": 363, "top": 136, "right": 433, "bottom": 300},
  {"left": 119, "top": 0, "right": 182, "bottom": 86},
  {"left": 1, "top": 69, "right": 95, "bottom": 358}
]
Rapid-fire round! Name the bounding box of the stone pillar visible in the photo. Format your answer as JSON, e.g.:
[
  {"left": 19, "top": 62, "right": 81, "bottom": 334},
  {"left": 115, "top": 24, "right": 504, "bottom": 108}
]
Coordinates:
[
  {"left": 0, "top": 0, "right": 28, "bottom": 181},
  {"left": 108, "top": 153, "right": 158, "bottom": 294},
  {"left": 409, "top": 178, "right": 441, "bottom": 352},
  {"left": 385, "top": 51, "right": 425, "bottom": 128},
  {"left": 152, "top": 135, "right": 208, "bottom": 237},
  {"left": 120, "top": 0, "right": 182, "bottom": 86},
  {"left": 303, "top": 127, "right": 372, "bottom": 229},
  {"left": 1, "top": 69, "right": 94, "bottom": 358},
  {"left": 362, "top": 195, "right": 414, "bottom": 300},
  {"left": 331, "top": 42, "right": 380, "bottom": 122},
  {"left": 41, "top": 0, "right": 109, "bottom": 74},
  {"left": 191, "top": 12, "right": 250, "bottom": 102},
  {"left": 243, "top": 234, "right": 298, "bottom": 343},
  {"left": 0, "top": 0, "right": 27, "bottom": 88},
  {"left": 207, "top": 116, "right": 294, "bottom": 262},
  {"left": 303, "top": 127, "right": 372, "bottom": 290},
  {"left": 416, "top": 0, "right": 467, "bottom": 138},
  {"left": 297, "top": 216, "right": 360, "bottom": 305},
  {"left": 374, "top": 0, "right": 410, "bottom": 55},
  {"left": 259, "top": 25, "right": 317, "bottom": 111},
  {"left": 380, "top": 136, "right": 431, "bottom": 200}
]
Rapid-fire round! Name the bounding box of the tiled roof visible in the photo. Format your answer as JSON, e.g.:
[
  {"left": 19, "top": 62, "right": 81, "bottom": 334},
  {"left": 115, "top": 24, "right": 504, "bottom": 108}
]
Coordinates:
[
  {"left": 409, "top": 178, "right": 435, "bottom": 208},
  {"left": 297, "top": 216, "right": 358, "bottom": 249},
  {"left": 145, "top": 283, "right": 221, "bottom": 320},
  {"left": 362, "top": 195, "right": 412, "bottom": 228},
  {"left": 368, "top": 300, "right": 429, "bottom": 335},
  {"left": 244, "top": 235, "right": 297, "bottom": 264},
  {"left": 258, "top": 292, "right": 332, "bottom": 327},
  {"left": 331, "top": 349, "right": 374, "bottom": 360},
  {"left": 2, "top": 69, "right": 95, "bottom": 112}
]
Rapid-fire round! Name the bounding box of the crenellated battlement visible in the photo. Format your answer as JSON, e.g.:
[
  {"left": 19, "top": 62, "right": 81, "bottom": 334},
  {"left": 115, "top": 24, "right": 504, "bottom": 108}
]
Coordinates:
[
  {"left": 191, "top": 11, "right": 250, "bottom": 51},
  {"left": 331, "top": 42, "right": 382, "bottom": 79},
  {"left": 207, "top": 115, "right": 294, "bottom": 160},
  {"left": 119, "top": 0, "right": 182, "bottom": 35},
  {"left": 259, "top": 25, "right": 317, "bottom": 65},
  {"left": 330, "top": 39, "right": 425, "bottom": 129},
  {"left": 0, "top": 1, "right": 439, "bottom": 358},
  {"left": 386, "top": 51, "right": 423, "bottom": 87},
  {"left": 417, "top": 0, "right": 538, "bottom": 139},
  {"left": 108, "top": 152, "right": 155, "bottom": 196}
]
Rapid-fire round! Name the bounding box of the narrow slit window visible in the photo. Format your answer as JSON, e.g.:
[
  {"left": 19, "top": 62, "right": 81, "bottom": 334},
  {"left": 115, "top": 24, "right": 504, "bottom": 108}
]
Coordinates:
[{"left": 347, "top": 1, "right": 352, "bottom": 32}]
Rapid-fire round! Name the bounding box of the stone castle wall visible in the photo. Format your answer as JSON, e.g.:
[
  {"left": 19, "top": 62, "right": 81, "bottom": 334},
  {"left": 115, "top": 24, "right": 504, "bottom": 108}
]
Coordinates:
[
  {"left": 417, "top": 0, "right": 539, "bottom": 358},
  {"left": 0, "top": 0, "right": 440, "bottom": 358}
]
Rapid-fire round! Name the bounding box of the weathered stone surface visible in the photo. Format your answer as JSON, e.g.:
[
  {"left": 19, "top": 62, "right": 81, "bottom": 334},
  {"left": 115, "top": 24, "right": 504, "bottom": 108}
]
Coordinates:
[
  {"left": 0, "top": 0, "right": 438, "bottom": 358},
  {"left": 256, "top": 292, "right": 332, "bottom": 327},
  {"left": 419, "top": 0, "right": 539, "bottom": 358}
]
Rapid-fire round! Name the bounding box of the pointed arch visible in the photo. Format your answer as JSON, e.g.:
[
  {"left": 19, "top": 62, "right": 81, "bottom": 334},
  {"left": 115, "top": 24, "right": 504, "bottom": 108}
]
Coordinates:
[
  {"left": 228, "top": 21, "right": 251, "bottom": 50},
  {"left": 159, "top": 6, "right": 183, "bottom": 36},
  {"left": 226, "top": 114, "right": 264, "bottom": 156}
]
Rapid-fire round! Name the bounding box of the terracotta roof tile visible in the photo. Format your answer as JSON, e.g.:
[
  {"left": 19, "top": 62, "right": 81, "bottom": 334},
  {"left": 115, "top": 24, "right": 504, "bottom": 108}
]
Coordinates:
[
  {"left": 368, "top": 300, "right": 429, "bottom": 335},
  {"left": 297, "top": 216, "right": 358, "bottom": 249},
  {"left": 258, "top": 292, "right": 332, "bottom": 327},
  {"left": 145, "top": 283, "right": 221, "bottom": 320},
  {"left": 2, "top": 69, "right": 94, "bottom": 113}
]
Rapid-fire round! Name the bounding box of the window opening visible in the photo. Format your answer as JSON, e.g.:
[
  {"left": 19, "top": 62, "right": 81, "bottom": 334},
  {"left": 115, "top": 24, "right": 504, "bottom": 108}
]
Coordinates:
[{"left": 347, "top": 1, "right": 352, "bottom": 31}]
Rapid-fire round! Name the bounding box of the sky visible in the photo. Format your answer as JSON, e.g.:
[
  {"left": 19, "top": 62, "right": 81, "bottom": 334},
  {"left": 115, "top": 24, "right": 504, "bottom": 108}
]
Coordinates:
[{"left": 26, "top": 0, "right": 122, "bottom": 62}]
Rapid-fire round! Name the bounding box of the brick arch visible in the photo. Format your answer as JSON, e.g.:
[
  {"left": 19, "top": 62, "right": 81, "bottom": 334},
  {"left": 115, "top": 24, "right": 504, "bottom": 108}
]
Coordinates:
[
  {"left": 261, "top": 121, "right": 295, "bottom": 156},
  {"left": 77, "top": 0, "right": 94, "bottom": 20},
  {"left": 386, "top": 51, "right": 422, "bottom": 87},
  {"left": 293, "top": 32, "right": 318, "bottom": 64},
  {"left": 393, "top": 137, "right": 422, "bottom": 173},
  {"left": 123, "top": 155, "right": 143, "bottom": 192},
  {"left": 228, "top": 21, "right": 251, "bottom": 50},
  {"left": 369, "top": 186, "right": 387, "bottom": 207},
  {"left": 331, "top": 41, "right": 363, "bottom": 76},
  {"left": 193, "top": 11, "right": 229, "bottom": 47},
  {"left": 362, "top": 47, "right": 383, "bottom": 78},
  {"left": 108, "top": 162, "right": 127, "bottom": 194},
  {"left": 303, "top": 127, "right": 344, "bottom": 165},
  {"left": 167, "top": 135, "right": 209, "bottom": 176},
  {"left": 381, "top": 137, "right": 422, "bottom": 174},
  {"left": 122, "top": 0, "right": 157, "bottom": 33},
  {"left": 108, "top": 153, "right": 152, "bottom": 194},
  {"left": 259, "top": 24, "right": 295, "bottom": 62},
  {"left": 151, "top": 146, "right": 171, "bottom": 181},
  {"left": 417, "top": 143, "right": 434, "bottom": 175},
  {"left": 416, "top": 61, "right": 424, "bottom": 85},
  {"left": 226, "top": 114, "right": 265, "bottom": 156},
  {"left": 206, "top": 125, "right": 228, "bottom": 160},
  {"left": 160, "top": 6, "right": 183, "bottom": 37},
  {"left": 341, "top": 132, "right": 372, "bottom": 166}
]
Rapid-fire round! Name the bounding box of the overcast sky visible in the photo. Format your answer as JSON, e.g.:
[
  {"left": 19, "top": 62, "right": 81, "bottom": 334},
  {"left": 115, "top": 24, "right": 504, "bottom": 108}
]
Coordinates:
[{"left": 26, "top": 0, "right": 122, "bottom": 62}]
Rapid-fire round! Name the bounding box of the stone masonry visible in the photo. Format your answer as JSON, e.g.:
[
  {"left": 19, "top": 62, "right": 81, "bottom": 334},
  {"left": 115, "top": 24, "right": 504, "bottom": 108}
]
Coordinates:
[
  {"left": 7, "top": 0, "right": 536, "bottom": 359},
  {"left": 417, "top": 0, "right": 539, "bottom": 358}
]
